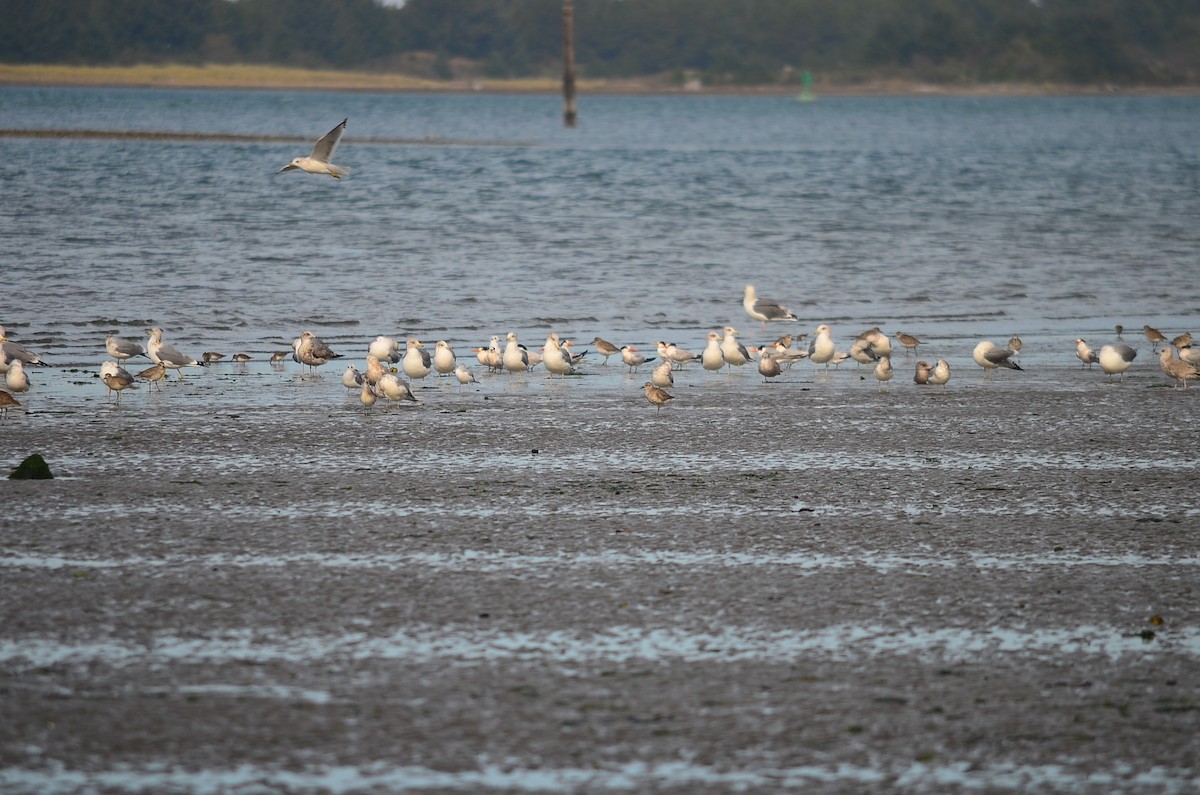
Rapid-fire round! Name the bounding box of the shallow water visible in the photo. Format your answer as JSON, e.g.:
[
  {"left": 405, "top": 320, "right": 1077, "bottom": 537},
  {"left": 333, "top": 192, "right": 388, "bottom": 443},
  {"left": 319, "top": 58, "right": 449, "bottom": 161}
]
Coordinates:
[{"left": 2, "top": 88, "right": 1198, "bottom": 370}]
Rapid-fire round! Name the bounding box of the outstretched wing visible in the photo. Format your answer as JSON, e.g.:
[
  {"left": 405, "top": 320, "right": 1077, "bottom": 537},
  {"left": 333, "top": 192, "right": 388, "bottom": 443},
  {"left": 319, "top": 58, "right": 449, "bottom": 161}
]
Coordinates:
[{"left": 311, "top": 118, "right": 348, "bottom": 163}]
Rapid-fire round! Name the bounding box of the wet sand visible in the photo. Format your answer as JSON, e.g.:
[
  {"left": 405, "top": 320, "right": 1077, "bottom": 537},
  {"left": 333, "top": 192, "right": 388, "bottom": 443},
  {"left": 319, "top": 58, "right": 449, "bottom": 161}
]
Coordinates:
[{"left": 1, "top": 359, "right": 1198, "bottom": 793}]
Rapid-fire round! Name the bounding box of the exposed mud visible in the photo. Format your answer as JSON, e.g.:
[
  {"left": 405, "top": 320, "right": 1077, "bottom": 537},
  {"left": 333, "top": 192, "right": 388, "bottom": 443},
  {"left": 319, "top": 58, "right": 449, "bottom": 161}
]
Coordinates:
[{"left": 1, "top": 360, "right": 1198, "bottom": 793}]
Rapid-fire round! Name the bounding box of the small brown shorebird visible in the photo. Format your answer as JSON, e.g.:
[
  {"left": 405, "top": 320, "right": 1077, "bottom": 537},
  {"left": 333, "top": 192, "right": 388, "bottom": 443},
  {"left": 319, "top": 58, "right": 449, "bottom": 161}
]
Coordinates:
[
  {"left": 233, "top": 353, "right": 252, "bottom": 363},
  {"left": 591, "top": 336, "right": 620, "bottom": 365},
  {"left": 135, "top": 361, "right": 167, "bottom": 392},
  {"left": 1114, "top": 324, "right": 1124, "bottom": 340},
  {"left": 1159, "top": 347, "right": 1200, "bottom": 389},
  {"left": 895, "top": 332, "right": 922, "bottom": 356},
  {"left": 1007, "top": 334, "right": 1023, "bottom": 353},
  {"left": 1143, "top": 325, "right": 1168, "bottom": 351},
  {"left": 642, "top": 382, "right": 674, "bottom": 413},
  {"left": 1171, "top": 332, "right": 1192, "bottom": 349},
  {"left": 202, "top": 351, "right": 225, "bottom": 363},
  {"left": 269, "top": 351, "right": 289, "bottom": 363},
  {"left": 914, "top": 360, "right": 932, "bottom": 385},
  {"left": 0, "top": 389, "right": 20, "bottom": 419},
  {"left": 102, "top": 371, "right": 136, "bottom": 402}
]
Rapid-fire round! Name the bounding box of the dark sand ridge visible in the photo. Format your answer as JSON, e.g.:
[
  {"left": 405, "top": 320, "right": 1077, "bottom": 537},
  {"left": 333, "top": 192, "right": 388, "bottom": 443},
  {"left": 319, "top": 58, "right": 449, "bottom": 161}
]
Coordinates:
[{"left": 1, "top": 357, "right": 1197, "bottom": 792}]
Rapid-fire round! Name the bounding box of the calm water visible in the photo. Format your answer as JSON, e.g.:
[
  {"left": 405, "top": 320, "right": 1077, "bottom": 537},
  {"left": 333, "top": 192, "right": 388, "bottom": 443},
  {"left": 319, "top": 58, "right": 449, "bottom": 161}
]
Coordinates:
[{"left": 1, "top": 87, "right": 1198, "bottom": 362}]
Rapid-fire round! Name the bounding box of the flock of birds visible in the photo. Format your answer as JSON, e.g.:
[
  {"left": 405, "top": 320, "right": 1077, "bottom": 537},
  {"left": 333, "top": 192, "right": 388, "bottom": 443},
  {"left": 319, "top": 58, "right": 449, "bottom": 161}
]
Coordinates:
[{"left": 2, "top": 285, "right": 1198, "bottom": 420}]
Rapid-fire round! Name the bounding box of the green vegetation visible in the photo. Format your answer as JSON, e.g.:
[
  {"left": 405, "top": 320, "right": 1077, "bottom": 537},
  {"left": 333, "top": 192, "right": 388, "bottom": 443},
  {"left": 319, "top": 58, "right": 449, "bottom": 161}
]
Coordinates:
[{"left": 1, "top": 0, "right": 1198, "bottom": 86}]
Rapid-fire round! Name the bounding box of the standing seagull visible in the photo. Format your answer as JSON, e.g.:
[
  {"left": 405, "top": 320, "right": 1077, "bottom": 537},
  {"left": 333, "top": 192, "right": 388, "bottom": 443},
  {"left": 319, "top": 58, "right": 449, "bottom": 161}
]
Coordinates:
[
  {"left": 743, "top": 285, "right": 799, "bottom": 332},
  {"left": 1098, "top": 344, "right": 1137, "bottom": 381},
  {"left": 1158, "top": 347, "right": 1200, "bottom": 389},
  {"left": 973, "top": 341, "right": 1023, "bottom": 376},
  {"left": 278, "top": 118, "right": 348, "bottom": 179},
  {"left": 929, "top": 359, "right": 951, "bottom": 390},
  {"left": 105, "top": 334, "right": 146, "bottom": 364},
  {"left": 146, "top": 327, "right": 204, "bottom": 379},
  {"left": 913, "top": 360, "right": 932, "bottom": 385},
  {"left": 1074, "top": 338, "right": 1099, "bottom": 368}
]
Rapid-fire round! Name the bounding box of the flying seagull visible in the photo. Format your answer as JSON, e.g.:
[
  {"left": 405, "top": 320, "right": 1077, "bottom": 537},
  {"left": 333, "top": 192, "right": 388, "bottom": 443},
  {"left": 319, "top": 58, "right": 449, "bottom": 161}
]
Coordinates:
[{"left": 278, "top": 118, "right": 348, "bottom": 179}]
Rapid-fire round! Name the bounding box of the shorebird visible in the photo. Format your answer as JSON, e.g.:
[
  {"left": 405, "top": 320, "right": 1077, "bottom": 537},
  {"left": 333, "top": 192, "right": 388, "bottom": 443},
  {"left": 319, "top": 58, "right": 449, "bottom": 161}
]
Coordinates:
[
  {"left": 146, "top": 329, "right": 205, "bottom": 378},
  {"left": 1098, "top": 344, "right": 1137, "bottom": 381},
  {"left": 135, "top": 361, "right": 167, "bottom": 391},
  {"left": 657, "top": 341, "right": 701, "bottom": 369},
  {"left": 377, "top": 373, "right": 419, "bottom": 405},
  {"left": 278, "top": 118, "right": 348, "bottom": 179},
  {"left": 232, "top": 353, "right": 251, "bottom": 363},
  {"left": 1074, "top": 338, "right": 1099, "bottom": 368},
  {"left": 0, "top": 326, "right": 47, "bottom": 372},
  {"left": 1143, "top": 325, "right": 1167, "bottom": 351},
  {"left": 269, "top": 351, "right": 289, "bottom": 363},
  {"left": 1158, "top": 346, "right": 1200, "bottom": 389},
  {"left": 5, "top": 360, "right": 30, "bottom": 394},
  {"left": 403, "top": 338, "right": 432, "bottom": 381},
  {"left": 742, "top": 284, "right": 799, "bottom": 332},
  {"left": 1114, "top": 324, "right": 1124, "bottom": 340},
  {"left": 650, "top": 359, "right": 674, "bottom": 388},
  {"left": 849, "top": 337, "right": 878, "bottom": 368},
  {"left": 202, "top": 352, "right": 225, "bottom": 363},
  {"left": 292, "top": 330, "right": 341, "bottom": 375},
  {"left": 369, "top": 336, "right": 401, "bottom": 364},
  {"left": 454, "top": 364, "right": 477, "bottom": 386},
  {"left": 363, "top": 354, "right": 387, "bottom": 387},
  {"left": 342, "top": 365, "right": 364, "bottom": 392},
  {"left": 592, "top": 337, "right": 620, "bottom": 365},
  {"left": 1172, "top": 332, "right": 1192, "bottom": 349},
  {"left": 105, "top": 334, "right": 146, "bottom": 364},
  {"left": 808, "top": 324, "right": 836, "bottom": 369},
  {"left": 865, "top": 330, "right": 892, "bottom": 359},
  {"left": 0, "top": 389, "right": 20, "bottom": 419},
  {"left": 1007, "top": 335, "right": 1023, "bottom": 355},
  {"left": 895, "top": 332, "right": 923, "bottom": 356},
  {"left": 621, "top": 345, "right": 653, "bottom": 372},
  {"left": 973, "top": 341, "right": 1023, "bottom": 376},
  {"left": 433, "top": 340, "right": 457, "bottom": 376},
  {"left": 758, "top": 351, "right": 782, "bottom": 381},
  {"left": 873, "top": 355, "right": 894, "bottom": 390},
  {"left": 701, "top": 331, "right": 725, "bottom": 374},
  {"left": 929, "top": 359, "right": 951, "bottom": 390},
  {"left": 359, "top": 381, "right": 377, "bottom": 409},
  {"left": 720, "top": 326, "right": 752, "bottom": 370},
  {"left": 502, "top": 332, "right": 530, "bottom": 374},
  {"left": 914, "top": 360, "right": 932, "bottom": 385},
  {"left": 542, "top": 333, "right": 578, "bottom": 378},
  {"left": 643, "top": 381, "right": 674, "bottom": 413},
  {"left": 102, "top": 370, "right": 136, "bottom": 402}
]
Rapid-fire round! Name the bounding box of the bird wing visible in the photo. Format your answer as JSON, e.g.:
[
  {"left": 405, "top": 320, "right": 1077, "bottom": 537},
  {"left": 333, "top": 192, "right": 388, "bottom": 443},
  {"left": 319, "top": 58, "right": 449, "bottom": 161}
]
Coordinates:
[
  {"left": 754, "top": 298, "right": 795, "bottom": 321},
  {"left": 311, "top": 118, "right": 348, "bottom": 163}
]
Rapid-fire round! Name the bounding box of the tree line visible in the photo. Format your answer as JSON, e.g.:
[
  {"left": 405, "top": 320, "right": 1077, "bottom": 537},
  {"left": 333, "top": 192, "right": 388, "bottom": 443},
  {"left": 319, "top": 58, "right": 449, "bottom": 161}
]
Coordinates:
[{"left": 2, "top": 0, "right": 1198, "bottom": 85}]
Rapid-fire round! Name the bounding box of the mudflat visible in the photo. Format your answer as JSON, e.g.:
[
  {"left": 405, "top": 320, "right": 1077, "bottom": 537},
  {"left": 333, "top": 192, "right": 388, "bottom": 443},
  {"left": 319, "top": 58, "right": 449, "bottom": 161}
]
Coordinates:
[{"left": 1, "top": 359, "right": 1197, "bottom": 793}]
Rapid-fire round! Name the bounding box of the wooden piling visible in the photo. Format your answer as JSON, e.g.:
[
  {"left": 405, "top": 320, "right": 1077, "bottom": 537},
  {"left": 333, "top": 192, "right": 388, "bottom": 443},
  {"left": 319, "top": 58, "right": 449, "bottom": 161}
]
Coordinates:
[{"left": 562, "top": 0, "right": 577, "bottom": 127}]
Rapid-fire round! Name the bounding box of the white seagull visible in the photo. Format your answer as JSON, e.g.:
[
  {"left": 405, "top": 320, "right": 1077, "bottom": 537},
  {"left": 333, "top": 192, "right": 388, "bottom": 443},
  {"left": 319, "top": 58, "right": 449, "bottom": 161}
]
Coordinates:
[
  {"left": 743, "top": 285, "right": 798, "bottom": 332},
  {"left": 278, "top": 118, "right": 348, "bottom": 179},
  {"left": 973, "top": 341, "right": 1023, "bottom": 376},
  {"left": 146, "top": 327, "right": 203, "bottom": 379},
  {"left": 1098, "top": 344, "right": 1137, "bottom": 380}
]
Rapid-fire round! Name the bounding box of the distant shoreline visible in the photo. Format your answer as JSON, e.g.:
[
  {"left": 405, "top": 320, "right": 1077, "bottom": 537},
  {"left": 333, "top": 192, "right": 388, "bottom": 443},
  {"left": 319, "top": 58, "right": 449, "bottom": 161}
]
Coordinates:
[{"left": 3, "top": 63, "right": 1199, "bottom": 98}]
